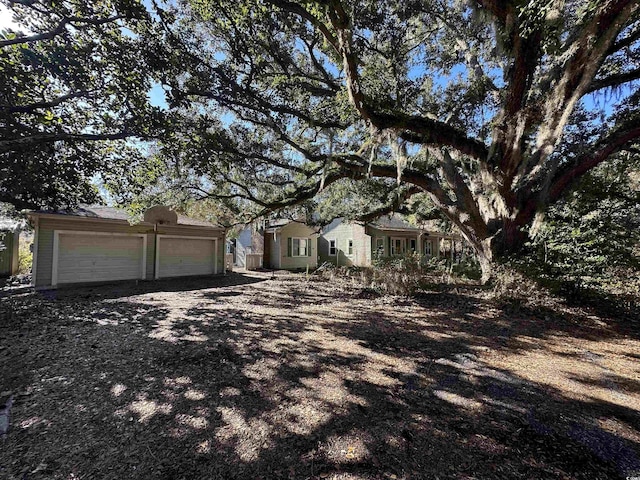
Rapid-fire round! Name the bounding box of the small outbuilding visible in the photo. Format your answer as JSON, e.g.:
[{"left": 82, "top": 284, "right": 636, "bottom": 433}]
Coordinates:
[{"left": 28, "top": 205, "right": 226, "bottom": 288}]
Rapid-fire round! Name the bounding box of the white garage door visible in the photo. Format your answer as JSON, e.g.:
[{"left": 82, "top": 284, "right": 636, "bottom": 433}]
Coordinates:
[
  {"left": 157, "top": 236, "right": 217, "bottom": 278},
  {"left": 55, "top": 232, "right": 145, "bottom": 285}
]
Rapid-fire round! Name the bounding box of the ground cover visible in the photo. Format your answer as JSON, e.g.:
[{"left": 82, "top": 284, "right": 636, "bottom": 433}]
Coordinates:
[{"left": 1, "top": 272, "right": 638, "bottom": 479}]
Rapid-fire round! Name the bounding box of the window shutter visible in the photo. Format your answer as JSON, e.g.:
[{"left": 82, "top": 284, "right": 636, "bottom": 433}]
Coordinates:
[
  {"left": 287, "top": 237, "right": 292, "bottom": 257},
  {"left": 307, "top": 238, "right": 311, "bottom": 257}
]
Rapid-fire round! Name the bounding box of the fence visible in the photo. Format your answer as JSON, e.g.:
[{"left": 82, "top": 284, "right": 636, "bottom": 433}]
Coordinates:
[{"left": 245, "top": 254, "right": 263, "bottom": 271}]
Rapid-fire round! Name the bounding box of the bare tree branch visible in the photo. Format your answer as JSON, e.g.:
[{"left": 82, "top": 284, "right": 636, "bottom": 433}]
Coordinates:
[
  {"left": 0, "top": 90, "right": 95, "bottom": 113},
  {"left": 0, "top": 131, "right": 144, "bottom": 152},
  {"left": 586, "top": 67, "right": 640, "bottom": 93}
]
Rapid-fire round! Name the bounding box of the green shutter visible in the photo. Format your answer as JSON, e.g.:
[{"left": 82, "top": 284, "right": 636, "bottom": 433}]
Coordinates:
[
  {"left": 307, "top": 238, "right": 311, "bottom": 257},
  {"left": 287, "top": 237, "right": 292, "bottom": 257}
]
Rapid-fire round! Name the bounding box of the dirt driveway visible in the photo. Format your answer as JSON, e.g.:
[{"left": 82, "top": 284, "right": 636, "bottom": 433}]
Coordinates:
[{"left": 1, "top": 272, "right": 639, "bottom": 479}]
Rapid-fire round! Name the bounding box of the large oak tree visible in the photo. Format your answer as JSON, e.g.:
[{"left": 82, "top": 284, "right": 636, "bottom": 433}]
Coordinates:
[{"left": 144, "top": 0, "right": 640, "bottom": 281}]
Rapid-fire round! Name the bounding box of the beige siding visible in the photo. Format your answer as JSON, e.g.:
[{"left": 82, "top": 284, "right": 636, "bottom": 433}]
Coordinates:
[
  {"left": 35, "top": 227, "right": 54, "bottom": 287},
  {"left": 278, "top": 222, "right": 318, "bottom": 270},
  {"left": 319, "top": 220, "right": 370, "bottom": 267},
  {"left": 34, "top": 217, "right": 225, "bottom": 287}
]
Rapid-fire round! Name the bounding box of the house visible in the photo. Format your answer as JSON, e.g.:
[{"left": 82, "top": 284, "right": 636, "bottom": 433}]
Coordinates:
[
  {"left": 27, "top": 205, "right": 226, "bottom": 288},
  {"left": 0, "top": 217, "right": 21, "bottom": 278},
  {"left": 318, "top": 215, "right": 455, "bottom": 267},
  {"left": 263, "top": 219, "right": 318, "bottom": 270}
]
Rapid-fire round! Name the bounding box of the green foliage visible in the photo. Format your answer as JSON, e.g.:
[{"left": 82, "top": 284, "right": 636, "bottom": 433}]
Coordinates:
[
  {"left": 133, "top": 0, "right": 640, "bottom": 283},
  {"left": 451, "top": 258, "right": 482, "bottom": 281},
  {"left": 514, "top": 155, "right": 640, "bottom": 295},
  {"left": 0, "top": 0, "right": 166, "bottom": 209},
  {"left": 18, "top": 236, "right": 32, "bottom": 275}
]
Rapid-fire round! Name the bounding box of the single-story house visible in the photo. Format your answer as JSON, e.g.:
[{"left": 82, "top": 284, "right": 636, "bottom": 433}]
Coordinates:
[
  {"left": 0, "top": 217, "right": 21, "bottom": 278},
  {"left": 27, "top": 205, "right": 226, "bottom": 288},
  {"left": 318, "top": 215, "right": 456, "bottom": 267},
  {"left": 263, "top": 219, "right": 318, "bottom": 270}
]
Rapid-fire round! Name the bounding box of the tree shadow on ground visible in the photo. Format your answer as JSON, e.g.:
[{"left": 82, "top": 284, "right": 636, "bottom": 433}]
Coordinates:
[
  {"left": 35, "top": 271, "right": 268, "bottom": 301},
  {"left": 1, "top": 276, "right": 639, "bottom": 479}
]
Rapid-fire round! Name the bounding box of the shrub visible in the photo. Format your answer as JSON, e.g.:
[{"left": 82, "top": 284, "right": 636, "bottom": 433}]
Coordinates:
[{"left": 18, "top": 237, "right": 32, "bottom": 275}]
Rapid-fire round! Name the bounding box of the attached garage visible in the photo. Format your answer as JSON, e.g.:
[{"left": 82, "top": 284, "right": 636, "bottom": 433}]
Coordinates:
[
  {"left": 155, "top": 236, "right": 218, "bottom": 279},
  {"left": 28, "top": 205, "right": 226, "bottom": 289}
]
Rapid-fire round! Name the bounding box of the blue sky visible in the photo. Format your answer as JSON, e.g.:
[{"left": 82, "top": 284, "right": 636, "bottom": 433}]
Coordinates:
[{"left": 148, "top": 82, "right": 169, "bottom": 109}]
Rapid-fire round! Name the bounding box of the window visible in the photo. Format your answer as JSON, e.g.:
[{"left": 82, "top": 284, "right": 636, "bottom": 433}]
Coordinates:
[
  {"left": 391, "top": 237, "right": 406, "bottom": 255},
  {"left": 290, "top": 237, "right": 310, "bottom": 257},
  {"left": 425, "top": 240, "right": 432, "bottom": 256},
  {"left": 347, "top": 239, "right": 353, "bottom": 256},
  {"left": 375, "top": 238, "right": 384, "bottom": 255},
  {"left": 409, "top": 239, "right": 417, "bottom": 252},
  {"left": 329, "top": 239, "right": 337, "bottom": 256}
]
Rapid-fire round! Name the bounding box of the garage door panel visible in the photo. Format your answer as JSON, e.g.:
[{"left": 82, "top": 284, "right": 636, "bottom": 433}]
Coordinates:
[
  {"left": 57, "top": 233, "right": 144, "bottom": 284},
  {"left": 158, "top": 237, "right": 216, "bottom": 278}
]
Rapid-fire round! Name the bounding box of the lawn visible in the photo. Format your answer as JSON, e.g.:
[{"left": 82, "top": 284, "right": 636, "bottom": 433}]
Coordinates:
[{"left": 1, "top": 272, "right": 639, "bottom": 479}]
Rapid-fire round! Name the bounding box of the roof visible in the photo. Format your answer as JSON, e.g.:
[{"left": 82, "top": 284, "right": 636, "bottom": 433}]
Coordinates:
[
  {"left": 265, "top": 218, "right": 308, "bottom": 231},
  {"left": 29, "top": 205, "right": 222, "bottom": 228},
  {"left": 368, "top": 213, "right": 420, "bottom": 231}
]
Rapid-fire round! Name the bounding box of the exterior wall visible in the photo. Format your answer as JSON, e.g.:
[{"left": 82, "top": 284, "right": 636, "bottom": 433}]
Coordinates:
[
  {"left": 367, "top": 226, "right": 388, "bottom": 259},
  {"left": 33, "top": 217, "right": 225, "bottom": 287},
  {"left": 319, "top": 220, "right": 370, "bottom": 267},
  {"left": 366, "top": 226, "right": 421, "bottom": 260},
  {"left": 0, "top": 231, "right": 19, "bottom": 277},
  {"left": 267, "top": 231, "right": 280, "bottom": 269},
  {"left": 278, "top": 222, "right": 318, "bottom": 270}
]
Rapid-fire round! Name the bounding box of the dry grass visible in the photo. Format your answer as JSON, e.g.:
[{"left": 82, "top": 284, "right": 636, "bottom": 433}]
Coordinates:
[{"left": 0, "top": 271, "right": 639, "bottom": 479}]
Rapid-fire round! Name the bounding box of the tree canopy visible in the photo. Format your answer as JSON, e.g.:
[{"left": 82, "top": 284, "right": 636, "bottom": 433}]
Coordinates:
[
  {"left": 129, "top": 0, "right": 639, "bottom": 280},
  {"left": 2, "top": 0, "right": 639, "bottom": 281},
  {"left": 0, "top": 0, "right": 164, "bottom": 209}
]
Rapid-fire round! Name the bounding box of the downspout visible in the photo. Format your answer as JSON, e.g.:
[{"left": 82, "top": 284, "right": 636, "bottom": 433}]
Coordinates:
[{"left": 153, "top": 223, "right": 158, "bottom": 280}]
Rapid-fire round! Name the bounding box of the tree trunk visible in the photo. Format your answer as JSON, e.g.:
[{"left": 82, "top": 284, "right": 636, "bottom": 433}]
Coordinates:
[
  {"left": 459, "top": 216, "right": 530, "bottom": 285},
  {"left": 478, "top": 253, "right": 493, "bottom": 285}
]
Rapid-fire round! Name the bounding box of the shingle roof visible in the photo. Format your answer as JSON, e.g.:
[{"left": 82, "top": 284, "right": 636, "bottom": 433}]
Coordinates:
[
  {"left": 369, "top": 213, "right": 419, "bottom": 231},
  {"left": 31, "top": 205, "right": 221, "bottom": 228}
]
